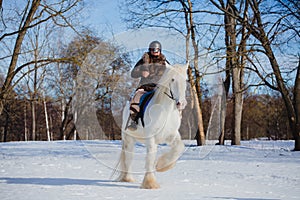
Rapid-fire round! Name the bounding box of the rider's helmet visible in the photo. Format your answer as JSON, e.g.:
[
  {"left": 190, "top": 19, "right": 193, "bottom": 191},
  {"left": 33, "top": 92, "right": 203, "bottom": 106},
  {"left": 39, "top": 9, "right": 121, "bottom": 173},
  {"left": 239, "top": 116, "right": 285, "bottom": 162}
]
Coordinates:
[{"left": 148, "top": 41, "right": 162, "bottom": 53}]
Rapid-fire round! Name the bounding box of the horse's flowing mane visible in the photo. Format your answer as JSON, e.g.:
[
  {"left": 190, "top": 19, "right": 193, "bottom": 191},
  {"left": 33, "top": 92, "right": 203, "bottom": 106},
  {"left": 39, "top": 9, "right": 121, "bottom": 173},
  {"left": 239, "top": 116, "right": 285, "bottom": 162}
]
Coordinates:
[
  {"left": 158, "top": 64, "right": 184, "bottom": 87},
  {"left": 154, "top": 63, "right": 187, "bottom": 104}
]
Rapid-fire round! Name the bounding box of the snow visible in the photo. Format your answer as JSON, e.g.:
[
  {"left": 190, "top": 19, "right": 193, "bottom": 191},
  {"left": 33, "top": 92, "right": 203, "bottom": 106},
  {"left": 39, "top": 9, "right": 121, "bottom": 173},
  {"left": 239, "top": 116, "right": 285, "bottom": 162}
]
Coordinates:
[{"left": 0, "top": 140, "right": 299, "bottom": 200}]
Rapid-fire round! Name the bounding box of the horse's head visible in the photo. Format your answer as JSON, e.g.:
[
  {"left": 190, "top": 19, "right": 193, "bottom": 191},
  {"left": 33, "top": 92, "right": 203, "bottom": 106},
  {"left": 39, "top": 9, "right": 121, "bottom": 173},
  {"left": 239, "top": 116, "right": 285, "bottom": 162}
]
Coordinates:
[{"left": 159, "top": 63, "right": 188, "bottom": 111}]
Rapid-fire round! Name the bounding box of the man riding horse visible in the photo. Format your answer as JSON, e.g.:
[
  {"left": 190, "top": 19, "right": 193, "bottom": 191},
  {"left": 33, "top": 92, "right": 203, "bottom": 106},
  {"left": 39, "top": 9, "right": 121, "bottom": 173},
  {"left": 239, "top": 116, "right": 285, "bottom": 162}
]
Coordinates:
[{"left": 128, "top": 41, "right": 169, "bottom": 131}]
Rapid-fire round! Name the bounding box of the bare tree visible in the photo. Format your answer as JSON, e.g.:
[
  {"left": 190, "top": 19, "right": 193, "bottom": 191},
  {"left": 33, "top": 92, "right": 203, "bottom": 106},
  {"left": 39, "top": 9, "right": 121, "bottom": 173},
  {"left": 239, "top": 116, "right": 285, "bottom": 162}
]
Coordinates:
[
  {"left": 0, "top": 0, "right": 83, "bottom": 115},
  {"left": 246, "top": 0, "right": 299, "bottom": 150},
  {"left": 53, "top": 31, "right": 131, "bottom": 140},
  {"left": 225, "top": 0, "right": 241, "bottom": 145},
  {"left": 53, "top": 32, "right": 101, "bottom": 140},
  {"left": 246, "top": 0, "right": 300, "bottom": 150},
  {"left": 211, "top": 0, "right": 300, "bottom": 150}
]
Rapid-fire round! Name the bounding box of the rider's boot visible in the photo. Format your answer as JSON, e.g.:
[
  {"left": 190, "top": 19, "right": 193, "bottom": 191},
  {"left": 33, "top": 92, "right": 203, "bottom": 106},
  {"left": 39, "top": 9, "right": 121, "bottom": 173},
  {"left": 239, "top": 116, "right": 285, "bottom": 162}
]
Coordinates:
[{"left": 127, "top": 107, "right": 139, "bottom": 131}]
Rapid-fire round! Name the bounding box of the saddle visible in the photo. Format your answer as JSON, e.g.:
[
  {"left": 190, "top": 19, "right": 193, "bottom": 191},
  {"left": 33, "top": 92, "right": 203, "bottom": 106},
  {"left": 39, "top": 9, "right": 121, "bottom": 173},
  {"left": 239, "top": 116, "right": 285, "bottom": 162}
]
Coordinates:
[{"left": 135, "top": 90, "right": 155, "bottom": 127}]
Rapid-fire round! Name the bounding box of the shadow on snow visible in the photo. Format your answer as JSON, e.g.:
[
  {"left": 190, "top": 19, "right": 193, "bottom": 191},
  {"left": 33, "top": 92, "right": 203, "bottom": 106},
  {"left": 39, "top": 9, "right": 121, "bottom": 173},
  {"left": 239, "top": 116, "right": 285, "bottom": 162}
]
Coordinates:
[{"left": 0, "top": 177, "right": 138, "bottom": 189}]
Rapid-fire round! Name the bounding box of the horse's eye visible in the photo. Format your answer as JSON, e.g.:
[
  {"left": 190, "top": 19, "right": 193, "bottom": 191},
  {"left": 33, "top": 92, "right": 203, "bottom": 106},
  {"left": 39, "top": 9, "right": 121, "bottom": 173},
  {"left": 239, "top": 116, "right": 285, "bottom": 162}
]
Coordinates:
[{"left": 171, "top": 78, "right": 175, "bottom": 82}]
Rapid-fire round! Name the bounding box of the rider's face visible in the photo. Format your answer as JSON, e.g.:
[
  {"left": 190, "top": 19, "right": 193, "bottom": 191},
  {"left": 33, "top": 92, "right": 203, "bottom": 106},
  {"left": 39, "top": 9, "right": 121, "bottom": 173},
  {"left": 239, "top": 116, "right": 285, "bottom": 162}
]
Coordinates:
[{"left": 149, "top": 48, "right": 160, "bottom": 56}]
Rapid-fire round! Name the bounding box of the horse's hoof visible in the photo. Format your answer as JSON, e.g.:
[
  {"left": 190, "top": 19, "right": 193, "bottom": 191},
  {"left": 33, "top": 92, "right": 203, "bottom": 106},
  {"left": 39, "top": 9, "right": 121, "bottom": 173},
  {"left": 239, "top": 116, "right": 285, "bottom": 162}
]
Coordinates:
[
  {"left": 141, "top": 173, "right": 160, "bottom": 189},
  {"left": 141, "top": 182, "right": 160, "bottom": 189},
  {"left": 118, "top": 176, "right": 135, "bottom": 183},
  {"left": 141, "top": 180, "right": 160, "bottom": 189},
  {"left": 156, "top": 161, "right": 176, "bottom": 172}
]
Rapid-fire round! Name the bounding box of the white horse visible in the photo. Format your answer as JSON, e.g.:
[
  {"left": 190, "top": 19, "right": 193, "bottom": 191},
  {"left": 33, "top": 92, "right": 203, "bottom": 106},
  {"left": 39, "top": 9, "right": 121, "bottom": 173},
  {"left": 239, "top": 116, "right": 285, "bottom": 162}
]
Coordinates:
[{"left": 116, "top": 63, "right": 188, "bottom": 189}]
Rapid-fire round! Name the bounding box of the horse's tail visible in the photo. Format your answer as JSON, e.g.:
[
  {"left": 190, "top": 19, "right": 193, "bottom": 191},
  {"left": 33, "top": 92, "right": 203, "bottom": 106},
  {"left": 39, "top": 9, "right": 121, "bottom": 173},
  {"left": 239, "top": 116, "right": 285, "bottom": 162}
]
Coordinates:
[
  {"left": 110, "top": 139, "right": 135, "bottom": 182},
  {"left": 110, "top": 148, "right": 122, "bottom": 180},
  {"left": 110, "top": 101, "right": 128, "bottom": 180}
]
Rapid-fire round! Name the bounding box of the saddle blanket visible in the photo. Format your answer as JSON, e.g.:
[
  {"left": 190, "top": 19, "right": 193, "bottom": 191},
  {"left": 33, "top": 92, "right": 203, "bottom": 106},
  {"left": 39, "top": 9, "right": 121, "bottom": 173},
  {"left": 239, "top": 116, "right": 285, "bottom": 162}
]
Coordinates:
[{"left": 139, "top": 90, "right": 155, "bottom": 126}]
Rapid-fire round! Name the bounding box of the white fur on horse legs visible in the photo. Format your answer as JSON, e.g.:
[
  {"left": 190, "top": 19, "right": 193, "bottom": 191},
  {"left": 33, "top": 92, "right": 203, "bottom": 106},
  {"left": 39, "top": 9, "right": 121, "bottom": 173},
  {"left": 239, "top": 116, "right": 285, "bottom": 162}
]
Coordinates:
[
  {"left": 156, "top": 132, "right": 184, "bottom": 172},
  {"left": 141, "top": 138, "right": 160, "bottom": 189},
  {"left": 141, "top": 172, "right": 160, "bottom": 189},
  {"left": 117, "top": 134, "right": 135, "bottom": 182}
]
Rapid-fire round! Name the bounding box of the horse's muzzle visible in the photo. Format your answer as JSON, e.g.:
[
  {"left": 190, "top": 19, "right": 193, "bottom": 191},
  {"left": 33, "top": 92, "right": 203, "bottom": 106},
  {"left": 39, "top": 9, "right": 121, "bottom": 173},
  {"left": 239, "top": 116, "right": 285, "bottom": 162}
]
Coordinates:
[{"left": 176, "top": 99, "right": 187, "bottom": 110}]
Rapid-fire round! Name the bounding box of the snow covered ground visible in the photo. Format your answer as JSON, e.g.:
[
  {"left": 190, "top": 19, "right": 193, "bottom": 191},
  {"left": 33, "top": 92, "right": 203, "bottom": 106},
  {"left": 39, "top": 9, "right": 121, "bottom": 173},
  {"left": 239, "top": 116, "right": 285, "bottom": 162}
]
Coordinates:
[{"left": 0, "top": 140, "right": 299, "bottom": 200}]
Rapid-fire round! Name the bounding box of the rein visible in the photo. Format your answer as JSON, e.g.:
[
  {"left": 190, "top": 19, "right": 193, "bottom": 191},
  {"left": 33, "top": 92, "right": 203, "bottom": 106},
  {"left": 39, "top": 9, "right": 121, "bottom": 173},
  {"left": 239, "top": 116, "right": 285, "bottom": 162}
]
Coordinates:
[
  {"left": 162, "top": 84, "right": 184, "bottom": 116},
  {"left": 157, "top": 85, "right": 175, "bottom": 101},
  {"left": 164, "top": 89, "right": 175, "bottom": 101},
  {"left": 163, "top": 85, "right": 183, "bottom": 117}
]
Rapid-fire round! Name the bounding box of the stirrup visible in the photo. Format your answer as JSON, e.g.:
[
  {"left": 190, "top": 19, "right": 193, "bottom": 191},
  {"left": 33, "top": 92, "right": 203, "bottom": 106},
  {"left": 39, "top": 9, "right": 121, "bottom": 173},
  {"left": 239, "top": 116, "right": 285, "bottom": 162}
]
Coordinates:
[
  {"left": 129, "top": 104, "right": 139, "bottom": 121},
  {"left": 127, "top": 120, "right": 138, "bottom": 131},
  {"left": 125, "top": 105, "right": 139, "bottom": 131}
]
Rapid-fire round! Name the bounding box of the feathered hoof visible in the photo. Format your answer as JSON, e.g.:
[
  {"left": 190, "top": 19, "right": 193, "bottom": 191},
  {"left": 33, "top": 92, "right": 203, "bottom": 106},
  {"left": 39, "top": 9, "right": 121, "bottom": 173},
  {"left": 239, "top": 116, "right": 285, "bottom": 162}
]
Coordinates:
[
  {"left": 117, "top": 175, "right": 135, "bottom": 183},
  {"left": 141, "top": 173, "right": 160, "bottom": 189},
  {"left": 156, "top": 157, "right": 176, "bottom": 172}
]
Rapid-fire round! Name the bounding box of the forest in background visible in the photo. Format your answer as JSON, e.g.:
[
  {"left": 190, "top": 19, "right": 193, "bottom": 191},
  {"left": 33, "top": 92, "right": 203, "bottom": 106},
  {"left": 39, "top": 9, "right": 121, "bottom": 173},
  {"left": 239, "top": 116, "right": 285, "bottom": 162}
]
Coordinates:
[
  {"left": 0, "top": 0, "right": 299, "bottom": 150},
  {"left": 0, "top": 86, "right": 291, "bottom": 142}
]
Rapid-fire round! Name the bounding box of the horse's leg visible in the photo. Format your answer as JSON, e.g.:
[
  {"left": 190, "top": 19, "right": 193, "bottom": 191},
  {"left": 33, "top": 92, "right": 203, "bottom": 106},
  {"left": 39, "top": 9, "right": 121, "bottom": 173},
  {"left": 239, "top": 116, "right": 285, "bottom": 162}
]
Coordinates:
[
  {"left": 156, "top": 131, "right": 184, "bottom": 172},
  {"left": 117, "top": 134, "right": 135, "bottom": 182},
  {"left": 141, "top": 138, "right": 160, "bottom": 189}
]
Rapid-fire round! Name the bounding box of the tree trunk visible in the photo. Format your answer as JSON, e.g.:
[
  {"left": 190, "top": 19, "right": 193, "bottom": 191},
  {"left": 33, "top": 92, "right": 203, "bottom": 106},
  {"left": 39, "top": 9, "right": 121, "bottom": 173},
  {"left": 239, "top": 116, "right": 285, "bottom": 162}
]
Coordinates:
[
  {"left": 232, "top": 76, "right": 242, "bottom": 145},
  {"left": 31, "top": 26, "right": 40, "bottom": 141},
  {"left": 0, "top": 0, "right": 41, "bottom": 115},
  {"left": 219, "top": 0, "right": 232, "bottom": 146},
  {"left": 31, "top": 101, "right": 36, "bottom": 141},
  {"left": 232, "top": 0, "right": 248, "bottom": 145},
  {"left": 248, "top": 0, "right": 299, "bottom": 150},
  {"left": 44, "top": 98, "right": 51, "bottom": 141},
  {"left": 24, "top": 100, "right": 28, "bottom": 141},
  {"left": 3, "top": 104, "right": 9, "bottom": 142},
  {"left": 292, "top": 58, "right": 300, "bottom": 150},
  {"left": 219, "top": 0, "right": 233, "bottom": 145},
  {"left": 73, "top": 110, "right": 77, "bottom": 141},
  {"left": 295, "top": 135, "right": 300, "bottom": 151},
  {"left": 194, "top": 92, "right": 206, "bottom": 146},
  {"left": 187, "top": 0, "right": 206, "bottom": 145},
  {"left": 60, "top": 100, "right": 66, "bottom": 140},
  {"left": 181, "top": 0, "right": 205, "bottom": 145},
  {"left": 218, "top": 83, "right": 227, "bottom": 145},
  {"left": 224, "top": 0, "right": 242, "bottom": 145}
]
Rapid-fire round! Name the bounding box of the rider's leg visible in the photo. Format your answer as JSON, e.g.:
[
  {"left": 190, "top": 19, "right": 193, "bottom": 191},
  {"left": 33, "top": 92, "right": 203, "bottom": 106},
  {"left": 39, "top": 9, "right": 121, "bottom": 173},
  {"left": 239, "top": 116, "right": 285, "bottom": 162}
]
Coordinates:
[{"left": 128, "top": 89, "right": 146, "bottom": 131}]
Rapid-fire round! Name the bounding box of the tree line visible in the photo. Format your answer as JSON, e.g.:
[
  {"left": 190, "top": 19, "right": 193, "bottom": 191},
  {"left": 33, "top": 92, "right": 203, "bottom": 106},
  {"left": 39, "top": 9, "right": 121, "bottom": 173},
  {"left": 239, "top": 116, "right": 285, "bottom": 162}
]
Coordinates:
[
  {"left": 0, "top": 82, "right": 291, "bottom": 142},
  {"left": 0, "top": 0, "right": 299, "bottom": 150}
]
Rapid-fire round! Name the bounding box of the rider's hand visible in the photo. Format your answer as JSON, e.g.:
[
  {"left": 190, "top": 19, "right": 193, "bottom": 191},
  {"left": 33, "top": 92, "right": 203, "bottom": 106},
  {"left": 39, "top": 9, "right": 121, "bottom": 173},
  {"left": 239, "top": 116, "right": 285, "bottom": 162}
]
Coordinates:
[{"left": 142, "top": 71, "right": 150, "bottom": 78}]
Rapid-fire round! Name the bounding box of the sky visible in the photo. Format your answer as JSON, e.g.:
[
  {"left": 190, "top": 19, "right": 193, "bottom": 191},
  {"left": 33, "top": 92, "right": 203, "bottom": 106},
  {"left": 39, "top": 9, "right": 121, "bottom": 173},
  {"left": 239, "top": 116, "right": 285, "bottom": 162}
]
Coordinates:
[
  {"left": 84, "top": 0, "right": 189, "bottom": 63},
  {"left": 85, "top": 0, "right": 126, "bottom": 36}
]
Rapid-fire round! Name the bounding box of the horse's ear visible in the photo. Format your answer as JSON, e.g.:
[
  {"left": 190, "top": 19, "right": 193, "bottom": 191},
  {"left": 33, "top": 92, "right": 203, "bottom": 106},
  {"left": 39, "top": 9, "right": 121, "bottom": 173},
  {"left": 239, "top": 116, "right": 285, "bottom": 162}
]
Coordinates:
[
  {"left": 184, "top": 61, "right": 189, "bottom": 71},
  {"left": 166, "top": 62, "right": 172, "bottom": 69},
  {"left": 178, "top": 62, "right": 188, "bottom": 72}
]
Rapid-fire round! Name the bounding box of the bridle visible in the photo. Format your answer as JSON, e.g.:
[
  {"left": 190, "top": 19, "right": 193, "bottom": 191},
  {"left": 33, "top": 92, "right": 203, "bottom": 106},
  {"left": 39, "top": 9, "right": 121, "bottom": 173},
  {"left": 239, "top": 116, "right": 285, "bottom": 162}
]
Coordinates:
[
  {"left": 163, "top": 82, "right": 182, "bottom": 109},
  {"left": 164, "top": 89, "right": 175, "bottom": 101}
]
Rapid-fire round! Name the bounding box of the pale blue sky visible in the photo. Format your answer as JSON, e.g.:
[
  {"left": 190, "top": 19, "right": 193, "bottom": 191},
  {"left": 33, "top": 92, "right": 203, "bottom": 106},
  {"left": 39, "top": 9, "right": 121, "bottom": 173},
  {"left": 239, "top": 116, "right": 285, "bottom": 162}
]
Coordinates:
[
  {"left": 85, "top": 0, "right": 125, "bottom": 37},
  {"left": 84, "top": 0, "right": 189, "bottom": 64}
]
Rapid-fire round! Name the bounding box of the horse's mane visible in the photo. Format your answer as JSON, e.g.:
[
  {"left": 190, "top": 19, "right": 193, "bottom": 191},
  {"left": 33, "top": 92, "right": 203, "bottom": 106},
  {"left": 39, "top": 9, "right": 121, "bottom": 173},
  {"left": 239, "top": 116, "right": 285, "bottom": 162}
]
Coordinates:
[
  {"left": 154, "top": 63, "right": 187, "bottom": 104},
  {"left": 157, "top": 63, "right": 187, "bottom": 88}
]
